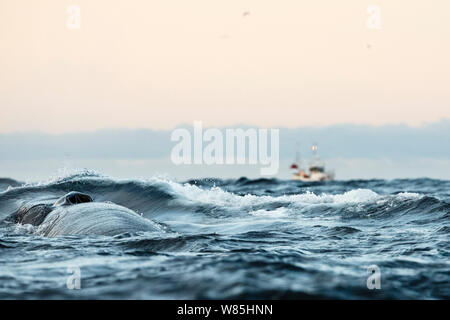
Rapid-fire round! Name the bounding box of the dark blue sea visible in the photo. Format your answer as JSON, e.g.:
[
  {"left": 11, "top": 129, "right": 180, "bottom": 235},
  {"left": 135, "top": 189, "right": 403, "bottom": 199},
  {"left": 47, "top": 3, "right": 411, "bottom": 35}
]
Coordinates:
[{"left": 0, "top": 171, "right": 449, "bottom": 299}]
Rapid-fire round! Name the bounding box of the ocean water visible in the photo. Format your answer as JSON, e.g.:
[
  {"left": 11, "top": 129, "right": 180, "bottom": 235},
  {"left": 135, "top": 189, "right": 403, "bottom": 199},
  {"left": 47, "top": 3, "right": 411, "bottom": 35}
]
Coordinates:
[{"left": 0, "top": 171, "right": 449, "bottom": 299}]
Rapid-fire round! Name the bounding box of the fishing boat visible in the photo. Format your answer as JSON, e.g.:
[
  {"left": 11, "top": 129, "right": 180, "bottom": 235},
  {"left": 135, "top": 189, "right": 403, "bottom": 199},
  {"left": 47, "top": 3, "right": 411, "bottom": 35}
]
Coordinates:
[{"left": 290, "top": 144, "right": 334, "bottom": 181}]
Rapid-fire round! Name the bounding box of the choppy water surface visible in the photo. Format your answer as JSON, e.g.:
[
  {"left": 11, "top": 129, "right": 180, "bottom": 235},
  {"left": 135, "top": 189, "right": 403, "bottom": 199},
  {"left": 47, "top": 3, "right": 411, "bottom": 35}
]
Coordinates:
[{"left": 0, "top": 171, "right": 449, "bottom": 299}]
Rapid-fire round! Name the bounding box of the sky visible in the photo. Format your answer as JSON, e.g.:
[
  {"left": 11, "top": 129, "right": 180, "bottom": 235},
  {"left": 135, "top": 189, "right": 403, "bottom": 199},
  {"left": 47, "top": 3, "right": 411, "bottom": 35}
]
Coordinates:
[
  {"left": 0, "top": 1, "right": 449, "bottom": 181},
  {"left": 1, "top": 0, "right": 449, "bottom": 133}
]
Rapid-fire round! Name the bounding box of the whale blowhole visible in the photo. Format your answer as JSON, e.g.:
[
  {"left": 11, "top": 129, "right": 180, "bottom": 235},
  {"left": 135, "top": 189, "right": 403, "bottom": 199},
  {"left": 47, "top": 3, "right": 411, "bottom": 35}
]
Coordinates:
[{"left": 54, "top": 191, "right": 93, "bottom": 206}]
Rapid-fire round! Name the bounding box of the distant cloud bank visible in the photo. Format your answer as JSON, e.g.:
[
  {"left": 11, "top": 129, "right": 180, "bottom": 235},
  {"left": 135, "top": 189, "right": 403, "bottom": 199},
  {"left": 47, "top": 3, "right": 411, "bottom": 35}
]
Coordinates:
[{"left": 1, "top": 120, "right": 448, "bottom": 160}]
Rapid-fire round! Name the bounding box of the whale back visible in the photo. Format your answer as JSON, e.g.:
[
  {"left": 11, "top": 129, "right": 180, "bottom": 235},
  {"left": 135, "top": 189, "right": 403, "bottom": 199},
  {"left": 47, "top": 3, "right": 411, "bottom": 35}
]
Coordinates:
[
  {"left": 38, "top": 202, "right": 161, "bottom": 237},
  {"left": 12, "top": 203, "right": 53, "bottom": 226}
]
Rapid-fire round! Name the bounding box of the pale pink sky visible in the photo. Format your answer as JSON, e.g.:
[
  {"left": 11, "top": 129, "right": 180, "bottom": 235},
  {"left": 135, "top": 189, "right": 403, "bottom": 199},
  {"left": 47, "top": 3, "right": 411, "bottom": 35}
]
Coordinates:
[{"left": 1, "top": 0, "right": 449, "bottom": 133}]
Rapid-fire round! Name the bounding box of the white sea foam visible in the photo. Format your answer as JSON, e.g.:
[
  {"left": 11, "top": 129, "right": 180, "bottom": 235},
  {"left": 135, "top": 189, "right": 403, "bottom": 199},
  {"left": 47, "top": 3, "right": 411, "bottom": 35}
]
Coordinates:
[
  {"left": 162, "top": 180, "right": 428, "bottom": 211},
  {"left": 249, "top": 207, "right": 289, "bottom": 218},
  {"left": 14, "top": 223, "right": 37, "bottom": 234},
  {"left": 395, "top": 192, "right": 423, "bottom": 200},
  {"left": 164, "top": 180, "right": 382, "bottom": 208},
  {"left": 24, "top": 167, "right": 106, "bottom": 188}
]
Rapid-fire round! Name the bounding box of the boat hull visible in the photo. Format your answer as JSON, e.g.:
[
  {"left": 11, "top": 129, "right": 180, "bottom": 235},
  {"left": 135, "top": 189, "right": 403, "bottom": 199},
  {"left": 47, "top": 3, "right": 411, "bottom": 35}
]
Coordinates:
[{"left": 291, "top": 172, "right": 334, "bottom": 181}]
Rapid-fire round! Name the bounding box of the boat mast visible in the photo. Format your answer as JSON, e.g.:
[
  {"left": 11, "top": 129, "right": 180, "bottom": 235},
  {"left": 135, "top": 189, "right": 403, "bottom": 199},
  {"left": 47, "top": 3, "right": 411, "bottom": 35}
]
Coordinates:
[{"left": 312, "top": 143, "right": 318, "bottom": 160}]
